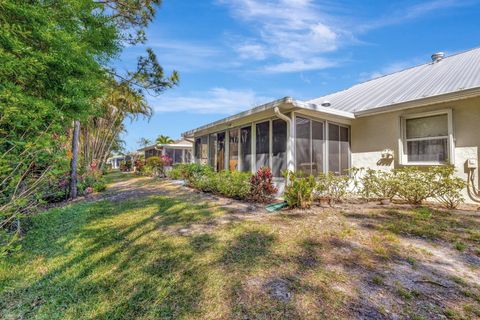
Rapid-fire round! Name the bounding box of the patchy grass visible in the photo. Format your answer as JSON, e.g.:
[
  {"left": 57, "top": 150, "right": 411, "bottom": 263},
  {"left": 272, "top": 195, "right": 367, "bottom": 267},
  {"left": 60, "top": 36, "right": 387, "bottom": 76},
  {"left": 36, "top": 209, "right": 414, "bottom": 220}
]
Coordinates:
[{"left": 1, "top": 174, "right": 479, "bottom": 319}]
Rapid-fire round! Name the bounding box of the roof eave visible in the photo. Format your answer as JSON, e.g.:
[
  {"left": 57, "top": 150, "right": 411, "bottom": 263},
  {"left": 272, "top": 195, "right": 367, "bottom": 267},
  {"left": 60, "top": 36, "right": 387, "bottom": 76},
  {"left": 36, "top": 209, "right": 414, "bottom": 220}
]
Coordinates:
[
  {"left": 354, "top": 86, "right": 480, "bottom": 117},
  {"left": 182, "top": 97, "right": 356, "bottom": 138},
  {"left": 182, "top": 97, "right": 294, "bottom": 138}
]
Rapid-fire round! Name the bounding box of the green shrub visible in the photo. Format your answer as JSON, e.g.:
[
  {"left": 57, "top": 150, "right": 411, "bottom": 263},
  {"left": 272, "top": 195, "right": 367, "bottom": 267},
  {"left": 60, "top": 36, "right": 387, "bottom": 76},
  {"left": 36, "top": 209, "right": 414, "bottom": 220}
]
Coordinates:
[
  {"left": 144, "top": 156, "right": 169, "bottom": 177},
  {"left": 394, "top": 166, "right": 465, "bottom": 207},
  {"left": 394, "top": 167, "right": 439, "bottom": 205},
  {"left": 166, "top": 165, "right": 183, "bottom": 180},
  {"left": 315, "top": 172, "right": 350, "bottom": 203},
  {"left": 433, "top": 166, "right": 465, "bottom": 209},
  {"left": 215, "top": 171, "right": 251, "bottom": 199},
  {"left": 171, "top": 163, "right": 212, "bottom": 185},
  {"left": 283, "top": 171, "right": 316, "bottom": 209},
  {"left": 249, "top": 167, "right": 278, "bottom": 203},
  {"left": 92, "top": 180, "right": 107, "bottom": 192},
  {"left": 120, "top": 160, "right": 132, "bottom": 172},
  {"left": 361, "top": 169, "right": 399, "bottom": 201}
]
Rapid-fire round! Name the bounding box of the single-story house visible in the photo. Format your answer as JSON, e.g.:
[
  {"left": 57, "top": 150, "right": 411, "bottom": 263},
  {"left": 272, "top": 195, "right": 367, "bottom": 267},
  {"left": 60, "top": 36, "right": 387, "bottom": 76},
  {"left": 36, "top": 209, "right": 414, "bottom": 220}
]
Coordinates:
[
  {"left": 182, "top": 48, "right": 480, "bottom": 203},
  {"left": 106, "top": 154, "right": 125, "bottom": 169},
  {"left": 138, "top": 139, "right": 193, "bottom": 165}
]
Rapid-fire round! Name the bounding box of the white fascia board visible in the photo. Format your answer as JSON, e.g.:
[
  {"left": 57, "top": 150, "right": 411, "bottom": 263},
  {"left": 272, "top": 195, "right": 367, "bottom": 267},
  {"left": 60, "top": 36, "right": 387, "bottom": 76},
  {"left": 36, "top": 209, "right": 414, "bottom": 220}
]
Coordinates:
[
  {"left": 160, "top": 143, "right": 192, "bottom": 148},
  {"left": 292, "top": 100, "right": 356, "bottom": 119}
]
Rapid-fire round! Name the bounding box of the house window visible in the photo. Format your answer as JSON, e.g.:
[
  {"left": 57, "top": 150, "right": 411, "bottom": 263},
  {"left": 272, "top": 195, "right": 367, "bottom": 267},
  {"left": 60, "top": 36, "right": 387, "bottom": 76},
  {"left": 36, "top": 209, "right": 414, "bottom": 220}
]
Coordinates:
[
  {"left": 229, "top": 129, "right": 239, "bottom": 171},
  {"left": 256, "top": 121, "right": 270, "bottom": 170},
  {"left": 295, "top": 117, "right": 325, "bottom": 175},
  {"left": 240, "top": 126, "right": 252, "bottom": 172},
  {"left": 272, "top": 119, "right": 287, "bottom": 177},
  {"left": 402, "top": 110, "right": 452, "bottom": 164}
]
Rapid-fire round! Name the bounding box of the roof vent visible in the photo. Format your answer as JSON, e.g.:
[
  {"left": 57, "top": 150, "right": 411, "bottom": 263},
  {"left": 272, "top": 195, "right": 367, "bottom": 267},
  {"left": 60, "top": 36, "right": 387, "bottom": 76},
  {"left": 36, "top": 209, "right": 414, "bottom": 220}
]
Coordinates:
[
  {"left": 431, "top": 52, "right": 445, "bottom": 62},
  {"left": 321, "top": 101, "right": 331, "bottom": 107}
]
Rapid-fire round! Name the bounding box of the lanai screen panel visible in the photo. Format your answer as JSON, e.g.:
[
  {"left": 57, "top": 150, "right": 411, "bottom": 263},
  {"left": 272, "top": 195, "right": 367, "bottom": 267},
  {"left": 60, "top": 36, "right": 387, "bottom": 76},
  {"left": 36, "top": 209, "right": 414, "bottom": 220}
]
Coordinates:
[
  {"left": 255, "top": 121, "right": 270, "bottom": 170},
  {"left": 217, "top": 132, "right": 225, "bottom": 171},
  {"left": 295, "top": 117, "right": 311, "bottom": 174},
  {"left": 209, "top": 133, "right": 216, "bottom": 168},
  {"left": 272, "top": 119, "right": 287, "bottom": 177},
  {"left": 229, "top": 129, "right": 239, "bottom": 171},
  {"left": 240, "top": 126, "right": 252, "bottom": 172},
  {"left": 327, "top": 123, "right": 349, "bottom": 174}
]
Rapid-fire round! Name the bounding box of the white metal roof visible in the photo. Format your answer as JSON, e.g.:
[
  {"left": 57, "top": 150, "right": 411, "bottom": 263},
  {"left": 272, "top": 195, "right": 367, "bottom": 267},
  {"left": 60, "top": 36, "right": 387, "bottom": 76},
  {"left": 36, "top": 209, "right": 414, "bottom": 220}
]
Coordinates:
[{"left": 308, "top": 47, "right": 480, "bottom": 113}]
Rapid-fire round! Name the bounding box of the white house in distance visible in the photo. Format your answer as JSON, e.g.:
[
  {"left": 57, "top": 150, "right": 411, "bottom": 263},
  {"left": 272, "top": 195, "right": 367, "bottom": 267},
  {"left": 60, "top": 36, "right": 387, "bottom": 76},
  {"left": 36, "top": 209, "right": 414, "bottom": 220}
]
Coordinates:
[
  {"left": 183, "top": 48, "right": 480, "bottom": 203},
  {"left": 106, "top": 154, "right": 125, "bottom": 169},
  {"left": 137, "top": 139, "right": 193, "bottom": 165}
]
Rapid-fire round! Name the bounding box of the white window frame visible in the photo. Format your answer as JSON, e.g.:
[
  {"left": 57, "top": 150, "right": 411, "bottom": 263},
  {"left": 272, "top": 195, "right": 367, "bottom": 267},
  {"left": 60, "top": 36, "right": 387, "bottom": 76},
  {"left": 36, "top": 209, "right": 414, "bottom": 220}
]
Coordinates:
[{"left": 399, "top": 109, "right": 454, "bottom": 166}]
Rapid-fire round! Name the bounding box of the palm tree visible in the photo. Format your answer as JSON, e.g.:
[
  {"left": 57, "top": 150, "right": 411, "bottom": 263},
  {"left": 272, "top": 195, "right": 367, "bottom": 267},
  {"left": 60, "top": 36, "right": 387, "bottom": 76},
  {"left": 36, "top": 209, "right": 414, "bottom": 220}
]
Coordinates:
[
  {"left": 137, "top": 137, "right": 152, "bottom": 148},
  {"left": 156, "top": 135, "right": 174, "bottom": 145},
  {"left": 80, "top": 79, "right": 153, "bottom": 170}
]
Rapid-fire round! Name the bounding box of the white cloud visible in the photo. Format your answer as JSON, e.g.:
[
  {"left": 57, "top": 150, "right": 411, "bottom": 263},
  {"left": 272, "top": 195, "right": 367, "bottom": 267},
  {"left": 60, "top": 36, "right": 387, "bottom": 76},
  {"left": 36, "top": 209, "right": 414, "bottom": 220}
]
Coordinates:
[
  {"left": 219, "top": 0, "right": 348, "bottom": 72},
  {"left": 236, "top": 42, "right": 268, "bottom": 60},
  {"left": 151, "top": 88, "right": 273, "bottom": 114},
  {"left": 219, "top": 0, "right": 477, "bottom": 73},
  {"left": 144, "top": 40, "right": 229, "bottom": 72},
  {"left": 264, "top": 57, "right": 336, "bottom": 73},
  {"left": 359, "top": 0, "right": 477, "bottom": 31},
  {"left": 358, "top": 59, "right": 424, "bottom": 81}
]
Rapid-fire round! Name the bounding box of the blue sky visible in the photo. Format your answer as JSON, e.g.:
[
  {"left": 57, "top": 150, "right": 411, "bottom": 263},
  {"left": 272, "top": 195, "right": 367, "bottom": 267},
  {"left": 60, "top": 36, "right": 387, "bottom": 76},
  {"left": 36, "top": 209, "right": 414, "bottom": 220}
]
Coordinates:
[{"left": 119, "top": 0, "right": 480, "bottom": 151}]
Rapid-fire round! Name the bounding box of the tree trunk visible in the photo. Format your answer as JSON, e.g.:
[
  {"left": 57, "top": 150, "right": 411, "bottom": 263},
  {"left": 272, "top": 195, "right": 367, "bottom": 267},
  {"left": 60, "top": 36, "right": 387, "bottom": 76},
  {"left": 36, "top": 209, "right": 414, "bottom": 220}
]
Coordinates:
[{"left": 69, "top": 120, "right": 80, "bottom": 199}]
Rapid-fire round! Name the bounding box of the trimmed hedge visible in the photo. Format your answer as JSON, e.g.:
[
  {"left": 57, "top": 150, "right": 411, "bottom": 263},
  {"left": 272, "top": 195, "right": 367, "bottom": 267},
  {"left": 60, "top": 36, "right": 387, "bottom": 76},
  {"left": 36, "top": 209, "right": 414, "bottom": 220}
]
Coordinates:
[{"left": 168, "top": 164, "right": 277, "bottom": 202}]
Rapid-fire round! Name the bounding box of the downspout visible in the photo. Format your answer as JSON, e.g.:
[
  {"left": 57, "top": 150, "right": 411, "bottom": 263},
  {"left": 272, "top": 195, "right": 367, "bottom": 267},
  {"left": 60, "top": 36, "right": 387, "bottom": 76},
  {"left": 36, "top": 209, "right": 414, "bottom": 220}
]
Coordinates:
[{"left": 274, "top": 107, "right": 294, "bottom": 184}]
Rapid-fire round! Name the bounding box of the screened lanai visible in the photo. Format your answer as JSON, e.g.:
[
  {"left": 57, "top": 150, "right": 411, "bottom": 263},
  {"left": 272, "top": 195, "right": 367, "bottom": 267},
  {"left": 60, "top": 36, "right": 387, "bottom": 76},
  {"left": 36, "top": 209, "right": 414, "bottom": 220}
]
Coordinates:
[{"left": 187, "top": 98, "right": 353, "bottom": 177}]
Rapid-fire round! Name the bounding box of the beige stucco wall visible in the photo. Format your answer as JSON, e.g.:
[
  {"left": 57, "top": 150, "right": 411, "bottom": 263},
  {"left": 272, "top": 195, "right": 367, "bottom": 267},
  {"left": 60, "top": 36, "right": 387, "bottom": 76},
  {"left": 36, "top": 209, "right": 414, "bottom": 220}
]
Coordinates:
[{"left": 351, "top": 96, "right": 480, "bottom": 204}]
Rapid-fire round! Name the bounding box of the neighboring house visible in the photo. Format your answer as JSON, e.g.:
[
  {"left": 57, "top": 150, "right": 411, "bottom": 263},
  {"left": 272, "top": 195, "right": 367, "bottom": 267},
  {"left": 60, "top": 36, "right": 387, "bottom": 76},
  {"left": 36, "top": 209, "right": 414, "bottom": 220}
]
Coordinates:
[
  {"left": 138, "top": 139, "right": 193, "bottom": 165},
  {"left": 183, "top": 48, "right": 480, "bottom": 203},
  {"left": 106, "top": 155, "right": 125, "bottom": 169}
]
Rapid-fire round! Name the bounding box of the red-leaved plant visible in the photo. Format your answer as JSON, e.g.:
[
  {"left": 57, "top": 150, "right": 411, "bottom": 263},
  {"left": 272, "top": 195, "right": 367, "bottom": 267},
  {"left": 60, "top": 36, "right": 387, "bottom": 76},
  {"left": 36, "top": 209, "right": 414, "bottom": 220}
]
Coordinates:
[
  {"left": 161, "top": 155, "right": 172, "bottom": 166},
  {"left": 249, "top": 167, "right": 278, "bottom": 203}
]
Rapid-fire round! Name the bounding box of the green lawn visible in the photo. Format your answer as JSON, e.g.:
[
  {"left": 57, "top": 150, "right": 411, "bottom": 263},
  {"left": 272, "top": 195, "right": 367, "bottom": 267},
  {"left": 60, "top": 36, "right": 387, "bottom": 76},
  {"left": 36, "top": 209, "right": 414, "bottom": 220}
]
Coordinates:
[{"left": 1, "top": 173, "right": 479, "bottom": 319}]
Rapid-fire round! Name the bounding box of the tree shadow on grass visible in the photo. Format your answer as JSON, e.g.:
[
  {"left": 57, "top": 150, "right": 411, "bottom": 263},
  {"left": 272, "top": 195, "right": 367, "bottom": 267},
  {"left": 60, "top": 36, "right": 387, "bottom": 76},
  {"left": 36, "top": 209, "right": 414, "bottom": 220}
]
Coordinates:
[{"left": 0, "top": 194, "right": 220, "bottom": 319}]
